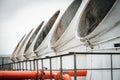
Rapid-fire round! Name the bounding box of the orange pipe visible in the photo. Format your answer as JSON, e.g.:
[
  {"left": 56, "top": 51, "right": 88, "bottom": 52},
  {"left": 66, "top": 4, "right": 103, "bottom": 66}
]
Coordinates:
[
  {"left": 39, "top": 71, "right": 60, "bottom": 79},
  {"left": 62, "top": 74, "right": 72, "bottom": 80},
  {"left": 52, "top": 72, "right": 72, "bottom": 80},
  {"left": 42, "top": 70, "right": 87, "bottom": 79},
  {"left": 43, "top": 70, "right": 87, "bottom": 80},
  {"left": 0, "top": 70, "right": 87, "bottom": 79},
  {"left": 0, "top": 71, "right": 40, "bottom": 79},
  {"left": 66, "top": 70, "right": 87, "bottom": 76}
]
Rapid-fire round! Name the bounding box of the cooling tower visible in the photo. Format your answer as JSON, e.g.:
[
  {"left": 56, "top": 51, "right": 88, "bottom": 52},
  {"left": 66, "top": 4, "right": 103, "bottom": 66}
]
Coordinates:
[
  {"left": 49, "top": 0, "right": 84, "bottom": 54},
  {"left": 15, "top": 28, "right": 34, "bottom": 61},
  {"left": 32, "top": 10, "right": 60, "bottom": 58},
  {"left": 24, "top": 21, "right": 44, "bottom": 59},
  {"left": 76, "top": 0, "right": 120, "bottom": 80},
  {"left": 11, "top": 34, "right": 26, "bottom": 62}
]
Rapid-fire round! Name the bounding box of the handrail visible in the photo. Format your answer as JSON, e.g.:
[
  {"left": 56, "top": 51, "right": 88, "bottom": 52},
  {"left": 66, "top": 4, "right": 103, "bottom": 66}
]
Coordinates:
[{"left": 0, "top": 52, "right": 120, "bottom": 80}]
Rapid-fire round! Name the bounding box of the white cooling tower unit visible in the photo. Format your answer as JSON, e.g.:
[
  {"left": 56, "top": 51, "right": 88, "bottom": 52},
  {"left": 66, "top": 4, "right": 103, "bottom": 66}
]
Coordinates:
[
  {"left": 23, "top": 21, "right": 44, "bottom": 59},
  {"left": 25, "top": 10, "right": 60, "bottom": 58},
  {"left": 15, "top": 28, "right": 34, "bottom": 61},
  {"left": 77, "top": 0, "right": 120, "bottom": 52},
  {"left": 49, "top": 0, "right": 84, "bottom": 54},
  {"left": 11, "top": 34, "right": 26, "bottom": 62}
]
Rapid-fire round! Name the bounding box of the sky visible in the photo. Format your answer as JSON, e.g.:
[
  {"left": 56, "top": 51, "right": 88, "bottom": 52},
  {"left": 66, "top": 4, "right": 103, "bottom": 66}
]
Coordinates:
[{"left": 0, "top": 0, "right": 73, "bottom": 56}]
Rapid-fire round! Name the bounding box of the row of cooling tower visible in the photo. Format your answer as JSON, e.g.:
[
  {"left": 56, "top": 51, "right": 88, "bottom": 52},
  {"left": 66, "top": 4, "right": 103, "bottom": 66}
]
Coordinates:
[{"left": 11, "top": 0, "right": 120, "bottom": 62}]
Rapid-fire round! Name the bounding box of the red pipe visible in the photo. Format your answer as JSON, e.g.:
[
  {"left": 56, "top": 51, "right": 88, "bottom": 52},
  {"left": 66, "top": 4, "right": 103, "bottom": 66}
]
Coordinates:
[
  {"left": 42, "top": 70, "right": 87, "bottom": 80},
  {"left": 52, "top": 72, "right": 72, "bottom": 80},
  {"left": 0, "top": 70, "right": 87, "bottom": 79},
  {"left": 62, "top": 74, "right": 72, "bottom": 80},
  {"left": 66, "top": 70, "right": 87, "bottom": 76},
  {"left": 0, "top": 71, "right": 40, "bottom": 79}
]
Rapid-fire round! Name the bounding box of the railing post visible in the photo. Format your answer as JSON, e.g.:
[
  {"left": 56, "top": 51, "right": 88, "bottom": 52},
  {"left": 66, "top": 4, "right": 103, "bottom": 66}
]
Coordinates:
[
  {"left": 41, "top": 59, "right": 44, "bottom": 80},
  {"left": 111, "top": 54, "right": 113, "bottom": 80},
  {"left": 26, "top": 60, "right": 28, "bottom": 70},
  {"left": 36, "top": 59, "right": 39, "bottom": 80},
  {"left": 49, "top": 57, "right": 52, "bottom": 80},
  {"left": 33, "top": 59, "right": 36, "bottom": 70},
  {"left": 8, "top": 63, "right": 11, "bottom": 70},
  {"left": 60, "top": 55, "right": 63, "bottom": 80},
  {"left": 74, "top": 52, "right": 77, "bottom": 80},
  {"left": 18, "top": 62, "right": 20, "bottom": 70}
]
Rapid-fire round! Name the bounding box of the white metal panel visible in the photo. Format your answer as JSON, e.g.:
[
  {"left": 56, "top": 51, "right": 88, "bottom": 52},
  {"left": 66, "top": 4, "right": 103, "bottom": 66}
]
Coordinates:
[
  {"left": 32, "top": 10, "right": 60, "bottom": 58},
  {"left": 10, "top": 34, "right": 26, "bottom": 62},
  {"left": 49, "top": 0, "right": 87, "bottom": 54},
  {"left": 24, "top": 21, "right": 44, "bottom": 60},
  {"left": 16, "top": 28, "right": 34, "bottom": 61}
]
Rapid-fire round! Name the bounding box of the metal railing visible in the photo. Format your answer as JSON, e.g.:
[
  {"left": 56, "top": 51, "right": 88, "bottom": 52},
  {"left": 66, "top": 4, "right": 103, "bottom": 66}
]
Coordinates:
[{"left": 0, "top": 52, "right": 120, "bottom": 80}]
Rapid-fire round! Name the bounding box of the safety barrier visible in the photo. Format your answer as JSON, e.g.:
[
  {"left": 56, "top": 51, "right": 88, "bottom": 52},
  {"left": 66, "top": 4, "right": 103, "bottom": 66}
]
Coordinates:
[{"left": 0, "top": 52, "right": 120, "bottom": 80}]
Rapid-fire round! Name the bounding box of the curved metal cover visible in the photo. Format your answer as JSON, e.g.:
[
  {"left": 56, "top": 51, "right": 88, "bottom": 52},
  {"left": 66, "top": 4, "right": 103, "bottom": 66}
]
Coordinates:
[
  {"left": 11, "top": 34, "right": 26, "bottom": 62},
  {"left": 24, "top": 21, "right": 44, "bottom": 53},
  {"left": 50, "top": 0, "right": 82, "bottom": 45},
  {"left": 78, "top": 0, "right": 116, "bottom": 37},
  {"left": 15, "top": 28, "right": 34, "bottom": 61},
  {"left": 34, "top": 10, "right": 60, "bottom": 51}
]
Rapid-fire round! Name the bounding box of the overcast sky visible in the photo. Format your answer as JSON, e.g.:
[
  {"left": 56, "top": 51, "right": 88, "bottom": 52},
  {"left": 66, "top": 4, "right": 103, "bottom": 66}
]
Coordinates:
[{"left": 0, "top": 0, "right": 73, "bottom": 56}]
